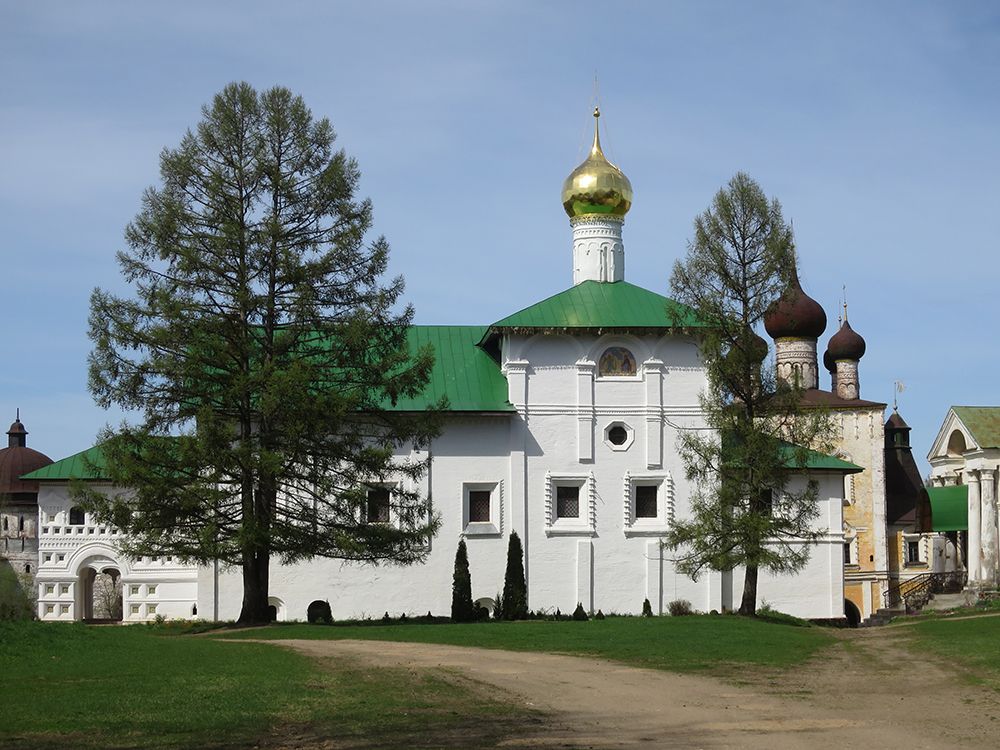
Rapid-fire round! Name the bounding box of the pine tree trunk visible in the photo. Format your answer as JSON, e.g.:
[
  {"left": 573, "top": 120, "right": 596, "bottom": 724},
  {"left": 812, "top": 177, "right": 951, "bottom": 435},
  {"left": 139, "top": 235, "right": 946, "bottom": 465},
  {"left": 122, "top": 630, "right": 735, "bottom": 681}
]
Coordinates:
[
  {"left": 238, "top": 549, "right": 271, "bottom": 623},
  {"left": 739, "top": 565, "right": 758, "bottom": 616}
]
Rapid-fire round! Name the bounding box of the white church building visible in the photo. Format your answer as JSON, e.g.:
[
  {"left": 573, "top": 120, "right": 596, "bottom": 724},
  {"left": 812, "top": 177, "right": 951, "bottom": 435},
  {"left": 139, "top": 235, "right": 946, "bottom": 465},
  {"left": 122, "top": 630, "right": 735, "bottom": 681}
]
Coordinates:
[{"left": 23, "top": 110, "right": 860, "bottom": 623}]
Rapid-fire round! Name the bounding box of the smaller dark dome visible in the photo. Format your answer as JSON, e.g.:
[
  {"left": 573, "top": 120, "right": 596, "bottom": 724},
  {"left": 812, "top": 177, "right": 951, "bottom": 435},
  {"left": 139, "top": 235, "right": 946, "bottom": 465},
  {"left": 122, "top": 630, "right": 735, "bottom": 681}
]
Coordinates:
[
  {"left": 827, "top": 319, "right": 866, "bottom": 361},
  {"left": 822, "top": 348, "right": 836, "bottom": 374},
  {"left": 747, "top": 331, "right": 769, "bottom": 363},
  {"left": 764, "top": 264, "right": 827, "bottom": 340}
]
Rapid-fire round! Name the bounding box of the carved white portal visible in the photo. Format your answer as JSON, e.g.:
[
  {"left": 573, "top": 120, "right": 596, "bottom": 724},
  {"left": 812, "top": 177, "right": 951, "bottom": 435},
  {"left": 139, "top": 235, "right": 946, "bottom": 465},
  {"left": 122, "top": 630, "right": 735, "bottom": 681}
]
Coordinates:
[{"left": 571, "top": 215, "right": 624, "bottom": 284}]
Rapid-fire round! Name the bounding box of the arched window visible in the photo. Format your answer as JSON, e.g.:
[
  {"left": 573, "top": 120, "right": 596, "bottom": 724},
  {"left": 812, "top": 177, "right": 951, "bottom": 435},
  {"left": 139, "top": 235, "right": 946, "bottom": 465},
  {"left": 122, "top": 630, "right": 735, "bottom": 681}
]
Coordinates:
[
  {"left": 69, "top": 507, "right": 85, "bottom": 525},
  {"left": 18, "top": 516, "right": 24, "bottom": 532},
  {"left": 24, "top": 564, "right": 31, "bottom": 574},
  {"left": 946, "top": 430, "right": 967, "bottom": 458},
  {"left": 598, "top": 347, "right": 636, "bottom": 377},
  {"left": 2, "top": 517, "right": 7, "bottom": 531}
]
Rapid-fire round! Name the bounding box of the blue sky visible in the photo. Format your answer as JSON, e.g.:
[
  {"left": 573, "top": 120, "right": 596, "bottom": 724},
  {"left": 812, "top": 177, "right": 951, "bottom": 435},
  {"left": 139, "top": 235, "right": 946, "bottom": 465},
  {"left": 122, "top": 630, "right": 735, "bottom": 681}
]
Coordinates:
[{"left": 2, "top": 1, "right": 998, "bottom": 473}]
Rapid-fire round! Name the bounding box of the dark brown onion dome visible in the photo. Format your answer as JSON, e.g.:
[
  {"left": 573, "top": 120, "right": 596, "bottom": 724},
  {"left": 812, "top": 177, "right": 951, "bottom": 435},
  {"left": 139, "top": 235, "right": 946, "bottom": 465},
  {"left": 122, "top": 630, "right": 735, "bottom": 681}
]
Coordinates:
[
  {"left": 822, "top": 348, "right": 836, "bottom": 374},
  {"left": 0, "top": 417, "right": 53, "bottom": 495},
  {"left": 827, "top": 319, "right": 866, "bottom": 361},
  {"left": 764, "top": 264, "right": 827, "bottom": 340}
]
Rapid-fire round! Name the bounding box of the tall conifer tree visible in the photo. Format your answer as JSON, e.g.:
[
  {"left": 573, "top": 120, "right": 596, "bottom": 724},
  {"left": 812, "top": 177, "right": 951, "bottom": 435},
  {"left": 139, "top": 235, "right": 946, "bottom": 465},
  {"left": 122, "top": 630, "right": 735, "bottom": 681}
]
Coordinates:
[
  {"left": 451, "top": 539, "right": 475, "bottom": 622},
  {"left": 80, "top": 83, "right": 442, "bottom": 623},
  {"left": 500, "top": 531, "right": 528, "bottom": 620},
  {"left": 665, "top": 172, "right": 831, "bottom": 617}
]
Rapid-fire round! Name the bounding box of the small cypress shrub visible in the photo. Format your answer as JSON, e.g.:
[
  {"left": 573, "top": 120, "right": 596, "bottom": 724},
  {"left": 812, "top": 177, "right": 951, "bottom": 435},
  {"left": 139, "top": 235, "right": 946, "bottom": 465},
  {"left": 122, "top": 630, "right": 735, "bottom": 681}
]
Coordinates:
[
  {"left": 501, "top": 532, "right": 528, "bottom": 620},
  {"left": 492, "top": 592, "right": 503, "bottom": 620},
  {"left": 451, "top": 539, "right": 476, "bottom": 622},
  {"left": 595, "top": 609, "right": 605, "bottom": 620},
  {"left": 641, "top": 598, "right": 653, "bottom": 617},
  {"left": 382, "top": 611, "right": 391, "bottom": 623},
  {"left": 572, "top": 603, "right": 589, "bottom": 621}
]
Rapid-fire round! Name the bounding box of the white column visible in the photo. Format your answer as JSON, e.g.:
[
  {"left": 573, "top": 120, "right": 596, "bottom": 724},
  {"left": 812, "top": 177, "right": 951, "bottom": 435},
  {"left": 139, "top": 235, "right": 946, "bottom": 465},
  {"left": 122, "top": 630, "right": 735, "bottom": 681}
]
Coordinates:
[
  {"left": 571, "top": 215, "right": 624, "bottom": 285},
  {"left": 966, "top": 471, "right": 982, "bottom": 585},
  {"left": 980, "top": 468, "right": 998, "bottom": 586}
]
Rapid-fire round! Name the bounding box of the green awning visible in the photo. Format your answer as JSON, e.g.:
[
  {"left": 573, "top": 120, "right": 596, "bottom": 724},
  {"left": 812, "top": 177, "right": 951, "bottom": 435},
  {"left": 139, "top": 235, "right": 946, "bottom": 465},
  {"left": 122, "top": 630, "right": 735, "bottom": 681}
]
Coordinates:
[{"left": 927, "top": 484, "right": 968, "bottom": 532}]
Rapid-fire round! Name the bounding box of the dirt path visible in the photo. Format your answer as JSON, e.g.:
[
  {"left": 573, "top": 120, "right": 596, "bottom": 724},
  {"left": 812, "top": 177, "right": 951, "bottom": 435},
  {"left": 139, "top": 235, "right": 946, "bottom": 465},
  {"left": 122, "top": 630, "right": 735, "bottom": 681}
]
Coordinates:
[{"left": 261, "top": 631, "right": 1000, "bottom": 749}]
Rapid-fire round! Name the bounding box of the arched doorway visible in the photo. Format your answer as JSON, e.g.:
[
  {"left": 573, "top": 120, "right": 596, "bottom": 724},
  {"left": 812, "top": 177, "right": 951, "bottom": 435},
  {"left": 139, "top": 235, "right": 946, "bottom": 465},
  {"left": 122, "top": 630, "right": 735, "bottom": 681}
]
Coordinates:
[
  {"left": 844, "top": 599, "right": 861, "bottom": 628},
  {"left": 267, "top": 596, "right": 284, "bottom": 622},
  {"left": 79, "top": 565, "right": 123, "bottom": 622}
]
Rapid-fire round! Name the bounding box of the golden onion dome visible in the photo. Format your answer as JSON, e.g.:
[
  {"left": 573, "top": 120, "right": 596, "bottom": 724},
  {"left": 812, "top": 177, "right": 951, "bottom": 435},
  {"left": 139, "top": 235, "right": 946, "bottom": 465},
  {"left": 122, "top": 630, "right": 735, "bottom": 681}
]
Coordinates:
[{"left": 561, "top": 107, "right": 633, "bottom": 219}]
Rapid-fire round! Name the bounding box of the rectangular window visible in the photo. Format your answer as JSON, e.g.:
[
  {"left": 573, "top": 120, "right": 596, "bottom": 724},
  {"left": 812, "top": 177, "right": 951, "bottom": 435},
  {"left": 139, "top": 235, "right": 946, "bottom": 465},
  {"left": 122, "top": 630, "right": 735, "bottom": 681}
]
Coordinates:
[
  {"left": 130, "top": 585, "right": 140, "bottom": 596},
  {"left": 635, "top": 485, "right": 658, "bottom": 518},
  {"left": 130, "top": 604, "right": 140, "bottom": 615},
  {"left": 45, "top": 604, "right": 54, "bottom": 614},
  {"left": 44, "top": 584, "right": 55, "bottom": 596},
  {"left": 906, "top": 540, "right": 921, "bottom": 564},
  {"left": 556, "top": 485, "right": 580, "bottom": 519},
  {"left": 366, "top": 487, "right": 391, "bottom": 523},
  {"left": 60, "top": 584, "right": 70, "bottom": 595},
  {"left": 148, "top": 585, "right": 158, "bottom": 596},
  {"left": 147, "top": 604, "right": 158, "bottom": 616},
  {"left": 468, "top": 490, "right": 491, "bottom": 523}
]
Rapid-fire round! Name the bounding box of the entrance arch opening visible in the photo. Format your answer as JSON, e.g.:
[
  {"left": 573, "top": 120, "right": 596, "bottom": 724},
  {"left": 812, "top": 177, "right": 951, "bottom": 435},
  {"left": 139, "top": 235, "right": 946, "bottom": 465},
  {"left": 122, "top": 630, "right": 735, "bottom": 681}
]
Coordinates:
[
  {"left": 844, "top": 599, "right": 861, "bottom": 628},
  {"left": 79, "top": 566, "right": 123, "bottom": 622}
]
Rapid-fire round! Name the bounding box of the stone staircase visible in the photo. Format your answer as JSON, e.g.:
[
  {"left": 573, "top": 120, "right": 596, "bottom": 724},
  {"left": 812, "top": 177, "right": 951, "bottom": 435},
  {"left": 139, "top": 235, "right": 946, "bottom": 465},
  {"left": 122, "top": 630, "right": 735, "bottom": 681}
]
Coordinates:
[
  {"left": 861, "top": 606, "right": 901, "bottom": 627},
  {"left": 860, "top": 573, "right": 970, "bottom": 626}
]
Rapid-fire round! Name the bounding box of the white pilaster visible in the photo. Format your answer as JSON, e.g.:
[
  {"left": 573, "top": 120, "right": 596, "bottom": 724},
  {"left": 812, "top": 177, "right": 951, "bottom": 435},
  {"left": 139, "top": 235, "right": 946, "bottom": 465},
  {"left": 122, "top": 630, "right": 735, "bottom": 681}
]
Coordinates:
[
  {"left": 643, "top": 358, "right": 664, "bottom": 468},
  {"left": 576, "top": 360, "right": 595, "bottom": 462},
  {"left": 967, "top": 471, "right": 982, "bottom": 585},
  {"left": 774, "top": 338, "right": 819, "bottom": 390},
  {"left": 645, "top": 540, "right": 662, "bottom": 615},
  {"left": 980, "top": 468, "right": 997, "bottom": 586},
  {"left": 576, "top": 540, "right": 593, "bottom": 613},
  {"left": 571, "top": 215, "right": 624, "bottom": 284}
]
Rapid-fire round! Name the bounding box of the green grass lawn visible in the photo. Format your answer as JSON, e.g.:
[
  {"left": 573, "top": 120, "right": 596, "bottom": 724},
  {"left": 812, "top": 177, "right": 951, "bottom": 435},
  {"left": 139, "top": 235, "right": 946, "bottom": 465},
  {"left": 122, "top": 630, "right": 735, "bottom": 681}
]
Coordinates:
[
  {"left": 217, "top": 614, "right": 835, "bottom": 674},
  {"left": 0, "top": 621, "right": 536, "bottom": 750},
  {"left": 907, "top": 615, "right": 1000, "bottom": 691}
]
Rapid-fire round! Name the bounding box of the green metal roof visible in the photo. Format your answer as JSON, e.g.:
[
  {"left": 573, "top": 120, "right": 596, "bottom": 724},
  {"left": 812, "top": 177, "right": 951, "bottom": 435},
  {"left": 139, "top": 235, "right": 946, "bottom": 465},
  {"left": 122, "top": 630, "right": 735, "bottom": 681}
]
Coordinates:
[
  {"left": 392, "top": 326, "right": 513, "bottom": 412},
  {"left": 953, "top": 407, "right": 1000, "bottom": 449},
  {"left": 21, "top": 445, "right": 108, "bottom": 482},
  {"left": 778, "top": 442, "right": 864, "bottom": 473},
  {"left": 485, "top": 280, "right": 708, "bottom": 333},
  {"left": 927, "top": 484, "right": 968, "bottom": 532}
]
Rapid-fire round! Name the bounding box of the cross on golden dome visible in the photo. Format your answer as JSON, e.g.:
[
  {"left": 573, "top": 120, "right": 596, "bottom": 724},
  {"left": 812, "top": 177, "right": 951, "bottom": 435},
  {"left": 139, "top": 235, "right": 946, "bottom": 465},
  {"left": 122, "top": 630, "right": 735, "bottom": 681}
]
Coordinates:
[{"left": 561, "top": 106, "right": 633, "bottom": 219}]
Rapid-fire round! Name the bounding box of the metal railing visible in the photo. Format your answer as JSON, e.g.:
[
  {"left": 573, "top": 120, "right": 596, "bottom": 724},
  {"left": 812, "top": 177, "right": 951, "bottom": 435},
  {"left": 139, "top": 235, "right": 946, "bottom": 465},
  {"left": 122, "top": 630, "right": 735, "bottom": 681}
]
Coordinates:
[{"left": 883, "top": 571, "right": 966, "bottom": 613}]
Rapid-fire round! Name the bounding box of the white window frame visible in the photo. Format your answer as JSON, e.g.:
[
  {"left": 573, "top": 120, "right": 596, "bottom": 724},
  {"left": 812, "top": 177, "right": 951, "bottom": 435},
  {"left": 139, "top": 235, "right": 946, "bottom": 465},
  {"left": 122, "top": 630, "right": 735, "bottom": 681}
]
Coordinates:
[
  {"left": 603, "top": 421, "right": 635, "bottom": 452},
  {"left": 364, "top": 482, "right": 399, "bottom": 526},
  {"left": 843, "top": 532, "right": 859, "bottom": 566},
  {"left": 462, "top": 481, "right": 503, "bottom": 537},
  {"left": 903, "top": 533, "right": 925, "bottom": 566},
  {"left": 544, "top": 472, "right": 596, "bottom": 536},
  {"left": 623, "top": 471, "right": 672, "bottom": 536}
]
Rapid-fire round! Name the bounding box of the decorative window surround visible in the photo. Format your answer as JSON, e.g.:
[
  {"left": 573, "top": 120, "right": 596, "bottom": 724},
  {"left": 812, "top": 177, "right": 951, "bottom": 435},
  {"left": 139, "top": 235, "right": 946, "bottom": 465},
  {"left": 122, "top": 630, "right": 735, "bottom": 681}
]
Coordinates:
[
  {"left": 462, "top": 480, "right": 504, "bottom": 537},
  {"left": 544, "top": 471, "right": 597, "bottom": 536},
  {"left": 604, "top": 421, "right": 634, "bottom": 451},
  {"left": 623, "top": 471, "right": 673, "bottom": 536}
]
